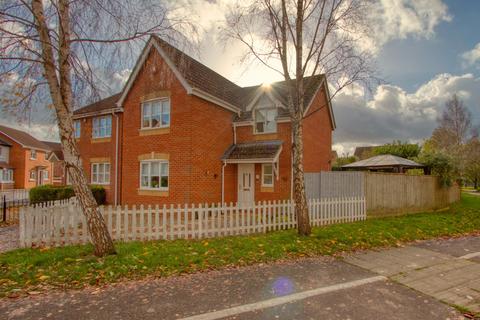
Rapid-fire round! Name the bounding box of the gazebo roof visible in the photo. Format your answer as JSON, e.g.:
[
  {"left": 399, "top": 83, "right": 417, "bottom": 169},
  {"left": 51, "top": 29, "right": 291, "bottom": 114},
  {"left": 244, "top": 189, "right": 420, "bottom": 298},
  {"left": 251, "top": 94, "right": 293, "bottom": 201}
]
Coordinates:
[{"left": 342, "top": 154, "right": 424, "bottom": 169}]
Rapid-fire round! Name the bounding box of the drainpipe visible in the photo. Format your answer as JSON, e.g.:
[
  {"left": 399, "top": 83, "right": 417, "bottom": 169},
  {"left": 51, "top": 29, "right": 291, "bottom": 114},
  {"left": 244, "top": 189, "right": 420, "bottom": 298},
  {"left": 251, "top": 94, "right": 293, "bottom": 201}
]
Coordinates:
[
  {"left": 290, "top": 129, "right": 294, "bottom": 200},
  {"left": 221, "top": 161, "right": 227, "bottom": 205},
  {"left": 113, "top": 111, "right": 119, "bottom": 206},
  {"left": 233, "top": 123, "right": 237, "bottom": 144}
]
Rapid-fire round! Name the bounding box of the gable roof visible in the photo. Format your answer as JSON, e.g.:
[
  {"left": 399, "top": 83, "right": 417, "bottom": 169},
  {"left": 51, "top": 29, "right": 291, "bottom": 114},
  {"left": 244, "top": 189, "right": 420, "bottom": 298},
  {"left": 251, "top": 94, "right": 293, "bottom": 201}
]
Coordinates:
[
  {"left": 73, "top": 93, "right": 122, "bottom": 118},
  {"left": 42, "top": 141, "right": 64, "bottom": 161},
  {"left": 0, "top": 125, "right": 51, "bottom": 151},
  {"left": 76, "top": 36, "right": 334, "bottom": 127}
]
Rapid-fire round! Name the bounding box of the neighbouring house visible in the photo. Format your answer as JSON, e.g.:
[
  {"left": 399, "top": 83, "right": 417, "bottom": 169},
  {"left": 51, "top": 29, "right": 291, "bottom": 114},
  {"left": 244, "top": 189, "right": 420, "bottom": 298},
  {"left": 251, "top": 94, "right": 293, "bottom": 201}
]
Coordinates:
[
  {"left": 0, "top": 138, "right": 14, "bottom": 190},
  {"left": 72, "top": 36, "right": 335, "bottom": 205},
  {"left": 353, "top": 146, "right": 376, "bottom": 160},
  {"left": 0, "top": 125, "right": 53, "bottom": 189},
  {"left": 43, "top": 141, "right": 66, "bottom": 186}
]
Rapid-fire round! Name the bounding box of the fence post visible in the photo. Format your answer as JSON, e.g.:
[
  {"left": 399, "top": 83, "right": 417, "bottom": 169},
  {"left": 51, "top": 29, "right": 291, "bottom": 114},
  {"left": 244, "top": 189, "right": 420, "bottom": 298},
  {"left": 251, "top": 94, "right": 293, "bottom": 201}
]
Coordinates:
[{"left": 2, "top": 195, "right": 6, "bottom": 222}]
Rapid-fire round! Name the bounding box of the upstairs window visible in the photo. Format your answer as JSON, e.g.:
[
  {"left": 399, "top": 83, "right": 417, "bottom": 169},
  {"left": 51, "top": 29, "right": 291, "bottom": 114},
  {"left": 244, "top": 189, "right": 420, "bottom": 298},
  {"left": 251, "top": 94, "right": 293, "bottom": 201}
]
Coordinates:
[
  {"left": 74, "top": 120, "right": 81, "bottom": 138},
  {"left": 140, "top": 160, "right": 169, "bottom": 190},
  {"left": 30, "top": 149, "right": 37, "bottom": 160},
  {"left": 255, "top": 108, "right": 277, "bottom": 133},
  {"left": 142, "top": 99, "right": 170, "bottom": 129},
  {"left": 92, "top": 115, "right": 112, "bottom": 138}
]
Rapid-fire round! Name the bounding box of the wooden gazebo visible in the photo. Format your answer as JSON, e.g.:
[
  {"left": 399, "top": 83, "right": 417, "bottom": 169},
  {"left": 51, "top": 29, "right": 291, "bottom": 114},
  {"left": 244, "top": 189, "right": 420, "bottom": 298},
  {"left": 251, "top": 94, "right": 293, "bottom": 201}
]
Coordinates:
[{"left": 341, "top": 154, "right": 426, "bottom": 174}]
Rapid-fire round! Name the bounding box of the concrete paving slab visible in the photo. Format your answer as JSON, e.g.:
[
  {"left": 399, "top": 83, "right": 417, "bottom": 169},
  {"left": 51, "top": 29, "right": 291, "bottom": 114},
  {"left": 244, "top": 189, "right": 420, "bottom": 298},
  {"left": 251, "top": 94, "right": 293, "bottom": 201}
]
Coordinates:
[
  {"left": 416, "top": 236, "right": 480, "bottom": 263},
  {"left": 346, "top": 237, "right": 480, "bottom": 314}
]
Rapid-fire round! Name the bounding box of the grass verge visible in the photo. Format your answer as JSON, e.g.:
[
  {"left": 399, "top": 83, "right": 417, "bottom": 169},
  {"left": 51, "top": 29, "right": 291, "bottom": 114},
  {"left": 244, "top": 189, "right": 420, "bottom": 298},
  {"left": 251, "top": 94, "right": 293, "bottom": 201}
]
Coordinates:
[{"left": 0, "top": 194, "right": 479, "bottom": 297}]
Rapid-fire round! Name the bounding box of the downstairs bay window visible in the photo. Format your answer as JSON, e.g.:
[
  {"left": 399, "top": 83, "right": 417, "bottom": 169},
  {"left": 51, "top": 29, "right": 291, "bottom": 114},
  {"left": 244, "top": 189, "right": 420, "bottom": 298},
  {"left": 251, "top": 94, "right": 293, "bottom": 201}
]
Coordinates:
[
  {"left": 140, "top": 160, "right": 169, "bottom": 190},
  {"left": 0, "top": 169, "right": 13, "bottom": 183}
]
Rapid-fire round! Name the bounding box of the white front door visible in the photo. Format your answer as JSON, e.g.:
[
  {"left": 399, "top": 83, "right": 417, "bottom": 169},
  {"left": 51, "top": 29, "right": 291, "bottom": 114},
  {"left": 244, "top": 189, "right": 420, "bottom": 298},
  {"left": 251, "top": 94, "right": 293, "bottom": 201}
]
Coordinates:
[{"left": 238, "top": 164, "right": 255, "bottom": 204}]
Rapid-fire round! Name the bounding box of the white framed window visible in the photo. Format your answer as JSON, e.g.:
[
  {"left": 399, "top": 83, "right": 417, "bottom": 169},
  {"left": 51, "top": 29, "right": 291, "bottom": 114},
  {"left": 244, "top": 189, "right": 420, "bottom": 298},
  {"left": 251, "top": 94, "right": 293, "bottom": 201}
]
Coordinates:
[
  {"left": 255, "top": 108, "right": 277, "bottom": 133},
  {"left": 0, "top": 169, "right": 13, "bottom": 183},
  {"left": 92, "top": 115, "right": 112, "bottom": 138},
  {"left": 91, "top": 163, "right": 110, "bottom": 185},
  {"left": 29, "top": 170, "right": 36, "bottom": 181},
  {"left": 141, "top": 99, "right": 170, "bottom": 129},
  {"left": 74, "top": 120, "right": 81, "bottom": 138},
  {"left": 30, "top": 149, "right": 37, "bottom": 160},
  {"left": 140, "top": 160, "right": 169, "bottom": 190},
  {"left": 43, "top": 170, "right": 49, "bottom": 180},
  {"left": 262, "top": 163, "right": 274, "bottom": 187}
]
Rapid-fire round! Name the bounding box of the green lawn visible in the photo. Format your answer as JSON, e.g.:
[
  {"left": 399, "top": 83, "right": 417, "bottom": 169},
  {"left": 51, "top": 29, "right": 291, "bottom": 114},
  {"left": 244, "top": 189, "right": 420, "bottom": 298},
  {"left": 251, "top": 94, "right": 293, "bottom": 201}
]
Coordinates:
[{"left": 0, "top": 194, "right": 479, "bottom": 297}]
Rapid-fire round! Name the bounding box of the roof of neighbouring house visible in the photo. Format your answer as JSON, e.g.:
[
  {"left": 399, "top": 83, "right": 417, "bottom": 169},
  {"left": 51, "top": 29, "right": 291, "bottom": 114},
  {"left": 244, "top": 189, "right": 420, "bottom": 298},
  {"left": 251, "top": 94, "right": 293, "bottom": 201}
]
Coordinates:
[
  {"left": 74, "top": 36, "right": 330, "bottom": 123},
  {"left": 342, "top": 154, "right": 424, "bottom": 169},
  {"left": 0, "top": 125, "right": 51, "bottom": 151},
  {"left": 0, "top": 138, "right": 12, "bottom": 147},
  {"left": 42, "top": 141, "right": 63, "bottom": 161},
  {"left": 73, "top": 93, "right": 122, "bottom": 116},
  {"left": 222, "top": 140, "right": 283, "bottom": 162}
]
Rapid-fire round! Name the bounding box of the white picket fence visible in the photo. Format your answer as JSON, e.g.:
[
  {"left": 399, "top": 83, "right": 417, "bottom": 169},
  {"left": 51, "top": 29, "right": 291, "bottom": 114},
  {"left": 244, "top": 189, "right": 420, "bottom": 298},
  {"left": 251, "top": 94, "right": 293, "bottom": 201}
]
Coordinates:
[{"left": 19, "top": 197, "right": 366, "bottom": 248}]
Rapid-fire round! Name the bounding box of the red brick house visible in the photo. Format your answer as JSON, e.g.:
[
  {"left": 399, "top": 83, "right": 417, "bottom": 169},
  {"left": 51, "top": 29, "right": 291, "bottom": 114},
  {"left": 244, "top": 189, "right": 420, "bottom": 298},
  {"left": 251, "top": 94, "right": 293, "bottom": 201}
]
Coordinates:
[
  {"left": 0, "top": 125, "right": 53, "bottom": 189},
  {"left": 73, "top": 36, "right": 335, "bottom": 205},
  {"left": 43, "top": 141, "right": 66, "bottom": 186}
]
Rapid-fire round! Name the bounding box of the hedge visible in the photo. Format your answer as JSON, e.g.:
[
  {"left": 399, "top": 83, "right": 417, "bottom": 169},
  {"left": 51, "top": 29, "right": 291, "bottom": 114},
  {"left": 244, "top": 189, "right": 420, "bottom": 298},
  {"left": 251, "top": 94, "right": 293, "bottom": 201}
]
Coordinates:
[{"left": 29, "top": 185, "right": 106, "bottom": 205}]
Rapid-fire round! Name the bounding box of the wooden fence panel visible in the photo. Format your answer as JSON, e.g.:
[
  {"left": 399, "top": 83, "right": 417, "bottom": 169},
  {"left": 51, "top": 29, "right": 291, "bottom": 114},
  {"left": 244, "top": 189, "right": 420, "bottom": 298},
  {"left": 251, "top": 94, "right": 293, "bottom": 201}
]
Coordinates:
[{"left": 365, "top": 173, "right": 461, "bottom": 216}]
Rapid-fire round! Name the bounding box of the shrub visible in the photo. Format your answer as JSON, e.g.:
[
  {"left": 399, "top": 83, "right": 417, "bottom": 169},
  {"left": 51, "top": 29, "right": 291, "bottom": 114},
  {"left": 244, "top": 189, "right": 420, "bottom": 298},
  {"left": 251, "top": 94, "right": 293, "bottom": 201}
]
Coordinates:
[
  {"left": 29, "top": 185, "right": 106, "bottom": 205},
  {"left": 90, "top": 185, "right": 106, "bottom": 205}
]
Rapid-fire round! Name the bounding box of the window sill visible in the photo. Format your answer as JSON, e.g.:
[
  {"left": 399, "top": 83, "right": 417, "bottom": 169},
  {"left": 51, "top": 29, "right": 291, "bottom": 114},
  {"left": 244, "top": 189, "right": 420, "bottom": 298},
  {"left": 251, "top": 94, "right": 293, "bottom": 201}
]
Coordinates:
[
  {"left": 137, "top": 189, "right": 169, "bottom": 197},
  {"left": 261, "top": 186, "right": 274, "bottom": 193},
  {"left": 91, "top": 137, "right": 111, "bottom": 143},
  {"left": 139, "top": 127, "right": 170, "bottom": 136}
]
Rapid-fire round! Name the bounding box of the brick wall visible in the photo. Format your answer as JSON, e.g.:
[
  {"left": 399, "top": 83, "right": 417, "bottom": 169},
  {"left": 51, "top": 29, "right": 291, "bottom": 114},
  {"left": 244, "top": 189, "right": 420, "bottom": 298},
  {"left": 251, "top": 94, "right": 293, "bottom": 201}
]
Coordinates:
[
  {"left": 75, "top": 113, "right": 120, "bottom": 204},
  {"left": 119, "top": 48, "right": 235, "bottom": 205},
  {"left": 235, "top": 122, "right": 292, "bottom": 201},
  {"left": 302, "top": 85, "right": 333, "bottom": 172}
]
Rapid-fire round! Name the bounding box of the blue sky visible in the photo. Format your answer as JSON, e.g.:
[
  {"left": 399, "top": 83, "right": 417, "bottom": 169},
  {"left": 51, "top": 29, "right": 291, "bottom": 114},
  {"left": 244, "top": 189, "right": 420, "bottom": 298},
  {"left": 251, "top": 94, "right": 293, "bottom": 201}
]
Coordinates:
[{"left": 378, "top": 0, "right": 480, "bottom": 91}]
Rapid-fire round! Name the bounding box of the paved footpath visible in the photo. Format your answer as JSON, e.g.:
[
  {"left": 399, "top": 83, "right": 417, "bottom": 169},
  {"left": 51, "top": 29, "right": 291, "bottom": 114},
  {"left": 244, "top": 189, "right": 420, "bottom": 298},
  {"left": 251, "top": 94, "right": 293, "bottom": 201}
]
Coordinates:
[
  {"left": 345, "top": 236, "right": 480, "bottom": 314},
  {"left": 1, "top": 237, "right": 479, "bottom": 320}
]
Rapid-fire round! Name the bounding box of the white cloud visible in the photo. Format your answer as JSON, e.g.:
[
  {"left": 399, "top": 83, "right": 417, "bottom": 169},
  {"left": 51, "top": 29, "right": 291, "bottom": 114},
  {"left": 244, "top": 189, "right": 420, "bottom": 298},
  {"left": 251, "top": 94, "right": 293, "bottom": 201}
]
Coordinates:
[
  {"left": 333, "top": 73, "right": 480, "bottom": 154},
  {"left": 461, "top": 43, "right": 480, "bottom": 68},
  {"left": 362, "top": 0, "right": 451, "bottom": 54}
]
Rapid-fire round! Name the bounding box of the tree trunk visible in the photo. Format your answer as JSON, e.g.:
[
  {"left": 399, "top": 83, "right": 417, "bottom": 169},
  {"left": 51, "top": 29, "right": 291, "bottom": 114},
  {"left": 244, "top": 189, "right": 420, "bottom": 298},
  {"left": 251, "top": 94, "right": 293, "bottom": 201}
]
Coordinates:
[
  {"left": 292, "top": 114, "right": 311, "bottom": 236},
  {"left": 60, "top": 117, "right": 116, "bottom": 257},
  {"left": 32, "top": 0, "right": 115, "bottom": 256}
]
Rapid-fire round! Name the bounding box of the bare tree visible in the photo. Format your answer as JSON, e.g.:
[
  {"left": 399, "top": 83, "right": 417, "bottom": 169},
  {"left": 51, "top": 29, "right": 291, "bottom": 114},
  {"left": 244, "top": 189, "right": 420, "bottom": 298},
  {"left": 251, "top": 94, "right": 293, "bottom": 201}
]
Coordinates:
[
  {"left": 0, "top": 0, "right": 191, "bottom": 256},
  {"left": 438, "top": 94, "right": 476, "bottom": 146},
  {"left": 225, "top": 0, "right": 375, "bottom": 235}
]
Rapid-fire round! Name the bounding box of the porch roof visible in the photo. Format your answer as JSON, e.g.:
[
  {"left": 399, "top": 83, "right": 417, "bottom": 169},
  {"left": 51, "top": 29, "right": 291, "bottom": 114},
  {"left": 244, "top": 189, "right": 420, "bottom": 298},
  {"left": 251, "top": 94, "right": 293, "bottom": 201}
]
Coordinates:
[{"left": 221, "top": 140, "right": 283, "bottom": 163}]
